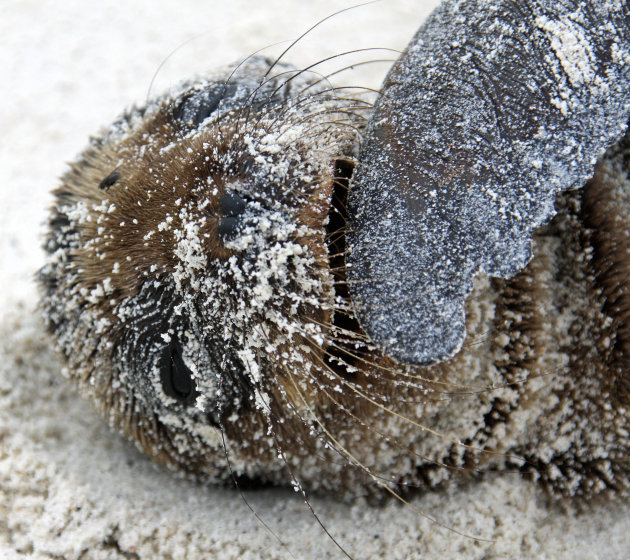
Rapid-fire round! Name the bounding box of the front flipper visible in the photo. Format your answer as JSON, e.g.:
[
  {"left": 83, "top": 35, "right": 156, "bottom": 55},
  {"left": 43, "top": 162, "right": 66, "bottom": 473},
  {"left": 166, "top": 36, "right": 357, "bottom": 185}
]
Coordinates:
[{"left": 347, "top": 0, "right": 630, "bottom": 364}]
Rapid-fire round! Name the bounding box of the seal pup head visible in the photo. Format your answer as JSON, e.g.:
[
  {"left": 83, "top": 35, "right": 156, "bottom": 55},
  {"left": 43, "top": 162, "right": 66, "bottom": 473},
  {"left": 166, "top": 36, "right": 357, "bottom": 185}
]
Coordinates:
[{"left": 39, "top": 57, "right": 379, "bottom": 486}]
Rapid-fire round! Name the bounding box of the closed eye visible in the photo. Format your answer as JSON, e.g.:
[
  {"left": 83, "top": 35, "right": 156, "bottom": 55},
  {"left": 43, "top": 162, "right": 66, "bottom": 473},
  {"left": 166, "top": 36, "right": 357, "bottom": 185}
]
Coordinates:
[{"left": 160, "top": 341, "right": 198, "bottom": 405}]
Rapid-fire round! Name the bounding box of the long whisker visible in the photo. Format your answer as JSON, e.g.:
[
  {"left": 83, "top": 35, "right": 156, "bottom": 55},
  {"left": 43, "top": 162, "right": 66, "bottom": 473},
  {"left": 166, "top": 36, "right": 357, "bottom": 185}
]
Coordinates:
[
  {"left": 304, "top": 354, "right": 527, "bottom": 478},
  {"left": 262, "top": 1, "right": 381, "bottom": 80},
  {"left": 282, "top": 365, "right": 494, "bottom": 542},
  {"left": 218, "top": 429, "right": 298, "bottom": 559},
  {"left": 147, "top": 31, "right": 211, "bottom": 101}
]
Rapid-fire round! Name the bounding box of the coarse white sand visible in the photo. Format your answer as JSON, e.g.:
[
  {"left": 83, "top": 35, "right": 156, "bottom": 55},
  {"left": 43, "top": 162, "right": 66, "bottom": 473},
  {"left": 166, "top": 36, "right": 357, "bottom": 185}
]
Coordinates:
[{"left": 1, "top": 1, "right": 629, "bottom": 558}]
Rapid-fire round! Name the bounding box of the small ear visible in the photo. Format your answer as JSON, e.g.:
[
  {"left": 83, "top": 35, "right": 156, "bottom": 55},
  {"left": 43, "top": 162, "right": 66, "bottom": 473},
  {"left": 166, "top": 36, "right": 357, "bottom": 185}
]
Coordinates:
[{"left": 347, "top": 0, "right": 630, "bottom": 365}]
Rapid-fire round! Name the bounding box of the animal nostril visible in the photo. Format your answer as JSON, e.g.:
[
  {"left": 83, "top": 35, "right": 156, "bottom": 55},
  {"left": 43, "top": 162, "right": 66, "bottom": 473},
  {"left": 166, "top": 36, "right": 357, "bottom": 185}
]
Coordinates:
[
  {"left": 160, "top": 342, "right": 197, "bottom": 405},
  {"left": 219, "top": 192, "right": 247, "bottom": 217},
  {"left": 217, "top": 216, "right": 240, "bottom": 239}
]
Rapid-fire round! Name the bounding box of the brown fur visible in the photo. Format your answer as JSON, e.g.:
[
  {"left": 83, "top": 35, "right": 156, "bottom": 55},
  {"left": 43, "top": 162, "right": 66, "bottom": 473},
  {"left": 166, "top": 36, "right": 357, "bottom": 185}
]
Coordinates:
[{"left": 40, "top": 62, "right": 630, "bottom": 501}]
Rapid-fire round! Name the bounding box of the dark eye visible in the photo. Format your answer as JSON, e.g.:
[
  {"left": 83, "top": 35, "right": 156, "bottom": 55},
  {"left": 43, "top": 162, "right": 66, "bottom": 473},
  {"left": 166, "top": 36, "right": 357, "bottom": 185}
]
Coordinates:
[
  {"left": 99, "top": 170, "right": 121, "bottom": 190},
  {"left": 160, "top": 342, "right": 197, "bottom": 405}
]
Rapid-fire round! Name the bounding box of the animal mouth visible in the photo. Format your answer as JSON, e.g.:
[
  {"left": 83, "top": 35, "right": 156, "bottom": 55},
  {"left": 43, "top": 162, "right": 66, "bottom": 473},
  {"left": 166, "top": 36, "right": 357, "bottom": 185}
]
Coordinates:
[{"left": 324, "top": 159, "right": 367, "bottom": 380}]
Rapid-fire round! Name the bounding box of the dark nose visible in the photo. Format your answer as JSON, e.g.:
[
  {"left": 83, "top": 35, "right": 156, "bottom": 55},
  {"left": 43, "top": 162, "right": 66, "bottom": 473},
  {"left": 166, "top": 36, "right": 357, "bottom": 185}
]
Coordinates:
[{"left": 218, "top": 191, "right": 247, "bottom": 239}]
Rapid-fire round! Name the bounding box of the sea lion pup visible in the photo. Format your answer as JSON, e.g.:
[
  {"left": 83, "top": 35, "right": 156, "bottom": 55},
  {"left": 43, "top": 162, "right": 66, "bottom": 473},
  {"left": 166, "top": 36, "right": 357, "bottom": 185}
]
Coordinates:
[{"left": 39, "top": 53, "right": 629, "bottom": 501}]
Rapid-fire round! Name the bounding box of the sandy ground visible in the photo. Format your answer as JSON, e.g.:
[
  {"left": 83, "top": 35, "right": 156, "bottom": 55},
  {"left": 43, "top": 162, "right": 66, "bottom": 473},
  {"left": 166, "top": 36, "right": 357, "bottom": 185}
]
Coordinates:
[{"left": 1, "top": 1, "right": 629, "bottom": 558}]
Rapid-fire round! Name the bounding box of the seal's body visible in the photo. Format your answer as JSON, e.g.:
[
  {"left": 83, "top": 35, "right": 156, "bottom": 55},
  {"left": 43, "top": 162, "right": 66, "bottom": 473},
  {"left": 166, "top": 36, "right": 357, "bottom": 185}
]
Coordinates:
[{"left": 39, "top": 55, "right": 630, "bottom": 500}]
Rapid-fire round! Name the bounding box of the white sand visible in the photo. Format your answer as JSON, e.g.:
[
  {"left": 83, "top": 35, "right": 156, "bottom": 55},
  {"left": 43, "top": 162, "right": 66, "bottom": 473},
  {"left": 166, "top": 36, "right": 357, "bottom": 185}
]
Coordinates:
[{"left": 1, "top": 1, "right": 629, "bottom": 558}]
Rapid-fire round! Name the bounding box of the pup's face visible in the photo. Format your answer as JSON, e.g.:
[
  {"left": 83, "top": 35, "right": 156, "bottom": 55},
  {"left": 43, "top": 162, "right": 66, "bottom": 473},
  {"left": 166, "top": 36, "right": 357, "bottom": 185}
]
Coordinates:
[{"left": 39, "top": 58, "right": 376, "bottom": 478}]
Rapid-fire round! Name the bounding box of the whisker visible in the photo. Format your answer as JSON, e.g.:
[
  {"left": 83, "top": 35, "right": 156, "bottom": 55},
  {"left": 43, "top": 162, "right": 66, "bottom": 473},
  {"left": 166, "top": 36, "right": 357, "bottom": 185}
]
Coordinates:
[
  {"left": 147, "top": 31, "right": 212, "bottom": 101},
  {"left": 282, "top": 365, "right": 493, "bottom": 542},
  {"left": 296, "top": 58, "right": 398, "bottom": 96},
  {"left": 262, "top": 1, "right": 381, "bottom": 80},
  {"left": 263, "top": 47, "right": 399, "bottom": 105},
  {"left": 218, "top": 429, "right": 298, "bottom": 560}
]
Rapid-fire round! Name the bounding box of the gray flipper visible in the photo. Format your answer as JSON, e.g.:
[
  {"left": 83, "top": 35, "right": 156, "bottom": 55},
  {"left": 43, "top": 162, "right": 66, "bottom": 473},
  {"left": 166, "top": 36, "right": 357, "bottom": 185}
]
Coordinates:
[{"left": 347, "top": 0, "right": 630, "bottom": 365}]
